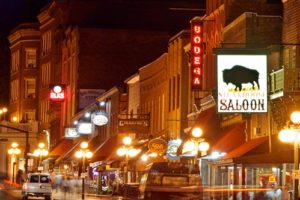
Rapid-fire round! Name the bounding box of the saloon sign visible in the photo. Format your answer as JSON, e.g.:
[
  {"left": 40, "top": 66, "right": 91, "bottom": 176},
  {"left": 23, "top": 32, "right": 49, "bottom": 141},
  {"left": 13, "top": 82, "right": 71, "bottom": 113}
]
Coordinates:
[{"left": 217, "top": 52, "right": 267, "bottom": 113}]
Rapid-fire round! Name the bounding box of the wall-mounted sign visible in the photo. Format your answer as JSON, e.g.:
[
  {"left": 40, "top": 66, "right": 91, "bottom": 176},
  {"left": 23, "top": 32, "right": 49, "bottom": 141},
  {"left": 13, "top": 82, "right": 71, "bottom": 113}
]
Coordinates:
[
  {"left": 118, "top": 115, "right": 149, "bottom": 134},
  {"left": 217, "top": 51, "right": 267, "bottom": 113},
  {"left": 148, "top": 138, "right": 167, "bottom": 154},
  {"left": 166, "top": 139, "right": 181, "bottom": 160},
  {"left": 49, "top": 84, "right": 65, "bottom": 101},
  {"left": 190, "top": 18, "right": 204, "bottom": 90},
  {"left": 65, "top": 128, "right": 79, "bottom": 138},
  {"left": 76, "top": 122, "right": 92, "bottom": 134},
  {"left": 91, "top": 110, "right": 108, "bottom": 126}
]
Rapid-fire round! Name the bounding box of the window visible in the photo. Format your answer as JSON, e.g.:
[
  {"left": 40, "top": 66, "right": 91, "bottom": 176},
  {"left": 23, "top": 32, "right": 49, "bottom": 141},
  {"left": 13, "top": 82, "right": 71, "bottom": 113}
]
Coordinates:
[
  {"left": 29, "top": 175, "right": 39, "bottom": 183},
  {"left": 10, "top": 79, "right": 19, "bottom": 102},
  {"left": 25, "top": 49, "right": 37, "bottom": 68},
  {"left": 42, "top": 31, "right": 51, "bottom": 55},
  {"left": 40, "top": 175, "right": 50, "bottom": 183},
  {"left": 284, "top": 46, "right": 297, "bottom": 68},
  {"left": 40, "top": 100, "right": 50, "bottom": 123},
  {"left": 24, "top": 110, "right": 36, "bottom": 122},
  {"left": 11, "top": 50, "right": 20, "bottom": 73},
  {"left": 24, "top": 78, "right": 36, "bottom": 99},
  {"left": 41, "top": 63, "right": 51, "bottom": 87}
]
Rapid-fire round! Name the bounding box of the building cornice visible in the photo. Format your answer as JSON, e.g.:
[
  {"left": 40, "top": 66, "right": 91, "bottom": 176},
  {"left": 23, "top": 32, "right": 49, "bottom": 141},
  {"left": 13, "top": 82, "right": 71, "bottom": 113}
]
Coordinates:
[{"left": 8, "top": 29, "right": 40, "bottom": 45}]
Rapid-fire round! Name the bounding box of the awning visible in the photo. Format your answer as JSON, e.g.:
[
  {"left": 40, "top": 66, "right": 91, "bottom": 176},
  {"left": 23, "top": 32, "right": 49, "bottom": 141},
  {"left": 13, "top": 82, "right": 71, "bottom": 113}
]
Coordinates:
[
  {"left": 222, "top": 136, "right": 268, "bottom": 160},
  {"left": 208, "top": 136, "right": 268, "bottom": 165},
  {"left": 55, "top": 139, "right": 83, "bottom": 164},
  {"left": 192, "top": 106, "right": 220, "bottom": 140},
  {"left": 90, "top": 134, "right": 123, "bottom": 162},
  {"left": 210, "top": 122, "right": 246, "bottom": 154},
  {"left": 233, "top": 150, "right": 295, "bottom": 164},
  {"left": 49, "top": 139, "right": 78, "bottom": 157}
]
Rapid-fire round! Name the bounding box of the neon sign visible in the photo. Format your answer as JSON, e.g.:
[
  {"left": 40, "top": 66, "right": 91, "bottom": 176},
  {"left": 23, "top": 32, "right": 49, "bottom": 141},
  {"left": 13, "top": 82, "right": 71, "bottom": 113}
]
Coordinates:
[
  {"left": 49, "top": 84, "right": 65, "bottom": 101},
  {"left": 191, "top": 19, "right": 204, "bottom": 90}
]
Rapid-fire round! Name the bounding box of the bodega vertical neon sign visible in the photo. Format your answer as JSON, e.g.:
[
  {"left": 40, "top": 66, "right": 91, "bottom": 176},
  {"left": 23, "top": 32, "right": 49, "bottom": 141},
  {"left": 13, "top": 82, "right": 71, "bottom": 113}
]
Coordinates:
[{"left": 191, "top": 19, "right": 203, "bottom": 90}]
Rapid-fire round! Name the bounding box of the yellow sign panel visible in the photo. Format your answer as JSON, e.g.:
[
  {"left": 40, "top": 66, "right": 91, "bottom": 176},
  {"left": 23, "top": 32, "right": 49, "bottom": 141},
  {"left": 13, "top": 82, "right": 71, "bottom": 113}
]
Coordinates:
[{"left": 269, "top": 175, "right": 276, "bottom": 183}]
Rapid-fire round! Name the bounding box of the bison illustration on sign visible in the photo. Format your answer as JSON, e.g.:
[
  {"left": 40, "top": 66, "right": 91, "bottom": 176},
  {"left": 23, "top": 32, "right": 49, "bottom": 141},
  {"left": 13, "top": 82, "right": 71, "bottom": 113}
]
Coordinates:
[{"left": 223, "top": 65, "right": 260, "bottom": 91}]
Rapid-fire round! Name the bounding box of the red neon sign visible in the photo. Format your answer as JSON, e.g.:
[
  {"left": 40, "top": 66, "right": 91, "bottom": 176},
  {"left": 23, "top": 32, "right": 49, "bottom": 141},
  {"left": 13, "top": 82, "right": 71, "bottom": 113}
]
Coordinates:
[
  {"left": 49, "top": 84, "right": 65, "bottom": 101},
  {"left": 191, "top": 20, "right": 204, "bottom": 90}
]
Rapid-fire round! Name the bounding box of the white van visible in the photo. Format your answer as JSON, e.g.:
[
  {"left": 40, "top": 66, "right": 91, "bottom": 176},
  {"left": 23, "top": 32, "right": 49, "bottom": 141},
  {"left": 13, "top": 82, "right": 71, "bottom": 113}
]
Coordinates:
[{"left": 22, "top": 173, "right": 52, "bottom": 200}]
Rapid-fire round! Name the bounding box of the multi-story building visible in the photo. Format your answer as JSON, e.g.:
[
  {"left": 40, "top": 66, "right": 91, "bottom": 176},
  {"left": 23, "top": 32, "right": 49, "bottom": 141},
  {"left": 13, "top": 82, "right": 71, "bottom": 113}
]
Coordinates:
[
  {"left": 8, "top": 23, "right": 40, "bottom": 123},
  {"left": 35, "top": 0, "right": 205, "bottom": 150},
  {"left": 5, "top": 23, "right": 40, "bottom": 175}
]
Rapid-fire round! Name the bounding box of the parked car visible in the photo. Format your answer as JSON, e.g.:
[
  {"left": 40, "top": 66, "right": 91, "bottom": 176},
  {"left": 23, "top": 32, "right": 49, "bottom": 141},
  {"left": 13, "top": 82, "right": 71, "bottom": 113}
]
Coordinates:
[
  {"left": 22, "top": 173, "right": 52, "bottom": 200},
  {"left": 138, "top": 162, "right": 203, "bottom": 200}
]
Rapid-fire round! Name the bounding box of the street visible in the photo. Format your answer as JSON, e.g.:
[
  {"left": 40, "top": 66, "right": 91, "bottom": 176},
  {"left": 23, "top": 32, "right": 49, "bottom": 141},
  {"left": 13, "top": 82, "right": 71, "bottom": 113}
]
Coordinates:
[{"left": 0, "top": 188, "right": 127, "bottom": 200}]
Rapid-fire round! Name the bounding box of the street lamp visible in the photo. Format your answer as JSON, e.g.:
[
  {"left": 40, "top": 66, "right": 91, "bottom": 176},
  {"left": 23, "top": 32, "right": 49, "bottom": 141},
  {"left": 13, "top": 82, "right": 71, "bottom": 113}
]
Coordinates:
[
  {"left": 182, "top": 127, "right": 210, "bottom": 164},
  {"left": 117, "top": 136, "right": 140, "bottom": 183},
  {"left": 0, "top": 107, "right": 7, "bottom": 121},
  {"left": 279, "top": 111, "right": 300, "bottom": 200},
  {"left": 75, "top": 141, "right": 93, "bottom": 200},
  {"left": 8, "top": 142, "right": 21, "bottom": 183},
  {"left": 33, "top": 142, "right": 49, "bottom": 171}
]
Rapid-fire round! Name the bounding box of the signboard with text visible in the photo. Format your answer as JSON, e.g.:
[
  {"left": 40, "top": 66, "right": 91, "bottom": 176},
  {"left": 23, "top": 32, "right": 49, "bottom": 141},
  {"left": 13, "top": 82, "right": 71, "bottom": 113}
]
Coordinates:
[
  {"left": 190, "top": 18, "right": 204, "bottom": 90},
  {"left": 217, "top": 51, "right": 267, "bottom": 113}
]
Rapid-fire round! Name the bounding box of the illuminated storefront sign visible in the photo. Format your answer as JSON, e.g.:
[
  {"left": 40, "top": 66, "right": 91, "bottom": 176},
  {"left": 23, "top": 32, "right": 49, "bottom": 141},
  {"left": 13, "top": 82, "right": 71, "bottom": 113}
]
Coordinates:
[
  {"left": 49, "top": 84, "right": 65, "bottom": 101},
  {"left": 166, "top": 139, "right": 181, "bottom": 160},
  {"left": 77, "top": 122, "right": 92, "bottom": 134},
  {"left": 91, "top": 110, "right": 108, "bottom": 126},
  {"left": 191, "top": 19, "right": 204, "bottom": 90},
  {"left": 217, "top": 51, "right": 267, "bottom": 113},
  {"left": 148, "top": 138, "right": 167, "bottom": 154},
  {"left": 65, "top": 128, "right": 79, "bottom": 138}
]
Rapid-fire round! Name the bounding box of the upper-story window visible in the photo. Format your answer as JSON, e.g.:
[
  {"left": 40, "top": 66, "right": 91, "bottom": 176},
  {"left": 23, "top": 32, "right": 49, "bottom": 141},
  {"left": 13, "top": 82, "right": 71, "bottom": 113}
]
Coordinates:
[
  {"left": 283, "top": 46, "right": 297, "bottom": 69},
  {"left": 10, "top": 79, "right": 19, "bottom": 102},
  {"left": 24, "top": 78, "right": 36, "bottom": 99},
  {"left": 23, "top": 110, "right": 36, "bottom": 122},
  {"left": 40, "top": 99, "right": 49, "bottom": 123},
  {"left": 41, "top": 63, "right": 51, "bottom": 87},
  {"left": 25, "top": 49, "right": 37, "bottom": 68},
  {"left": 11, "top": 50, "right": 20, "bottom": 73},
  {"left": 42, "top": 31, "right": 52, "bottom": 55}
]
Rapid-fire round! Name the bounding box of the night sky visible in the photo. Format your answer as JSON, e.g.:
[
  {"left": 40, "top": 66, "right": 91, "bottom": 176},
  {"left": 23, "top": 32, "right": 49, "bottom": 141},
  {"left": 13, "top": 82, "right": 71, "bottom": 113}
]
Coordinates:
[
  {"left": 0, "top": 0, "right": 51, "bottom": 105},
  {"left": 0, "top": 0, "right": 204, "bottom": 105}
]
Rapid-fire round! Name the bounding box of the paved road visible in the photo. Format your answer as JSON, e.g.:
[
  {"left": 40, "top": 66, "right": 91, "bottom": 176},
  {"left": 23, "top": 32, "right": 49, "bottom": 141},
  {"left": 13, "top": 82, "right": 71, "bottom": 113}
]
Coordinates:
[{"left": 1, "top": 188, "right": 127, "bottom": 200}]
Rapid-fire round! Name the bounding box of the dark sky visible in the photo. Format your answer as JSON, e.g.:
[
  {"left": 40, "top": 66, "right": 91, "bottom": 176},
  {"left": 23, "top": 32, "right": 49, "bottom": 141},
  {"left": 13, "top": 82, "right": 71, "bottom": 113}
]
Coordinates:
[
  {"left": 0, "top": 0, "right": 204, "bottom": 105},
  {"left": 0, "top": 0, "right": 51, "bottom": 35},
  {"left": 0, "top": 0, "right": 51, "bottom": 105}
]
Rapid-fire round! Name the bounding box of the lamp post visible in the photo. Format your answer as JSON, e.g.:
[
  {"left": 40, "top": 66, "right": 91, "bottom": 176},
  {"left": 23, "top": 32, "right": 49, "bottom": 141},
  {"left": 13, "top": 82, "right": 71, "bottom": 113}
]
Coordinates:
[
  {"left": 117, "top": 136, "right": 140, "bottom": 184},
  {"left": 0, "top": 107, "right": 8, "bottom": 121},
  {"left": 183, "top": 127, "right": 210, "bottom": 164},
  {"left": 8, "top": 142, "right": 21, "bottom": 183},
  {"left": 75, "top": 141, "right": 93, "bottom": 200},
  {"left": 33, "top": 142, "right": 49, "bottom": 171},
  {"left": 279, "top": 111, "right": 300, "bottom": 200}
]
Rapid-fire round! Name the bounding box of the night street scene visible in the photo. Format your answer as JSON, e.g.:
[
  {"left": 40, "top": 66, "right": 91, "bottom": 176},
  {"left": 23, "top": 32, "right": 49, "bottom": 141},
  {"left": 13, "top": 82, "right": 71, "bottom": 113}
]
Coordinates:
[{"left": 1, "top": 0, "right": 300, "bottom": 199}]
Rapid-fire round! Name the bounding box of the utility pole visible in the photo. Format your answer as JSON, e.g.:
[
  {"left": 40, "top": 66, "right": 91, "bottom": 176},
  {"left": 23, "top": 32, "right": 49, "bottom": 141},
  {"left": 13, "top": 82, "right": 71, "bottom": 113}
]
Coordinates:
[{"left": 0, "top": 123, "right": 30, "bottom": 174}]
